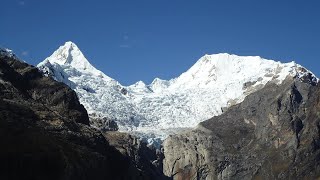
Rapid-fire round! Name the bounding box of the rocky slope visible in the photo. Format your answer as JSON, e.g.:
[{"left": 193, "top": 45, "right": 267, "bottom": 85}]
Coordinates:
[
  {"left": 0, "top": 49, "right": 167, "bottom": 180},
  {"left": 163, "top": 75, "right": 320, "bottom": 179},
  {"left": 37, "top": 42, "right": 318, "bottom": 144}
]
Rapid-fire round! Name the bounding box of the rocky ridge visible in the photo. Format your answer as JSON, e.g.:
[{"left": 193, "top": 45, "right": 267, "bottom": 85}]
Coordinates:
[
  {"left": 163, "top": 75, "right": 320, "bottom": 179},
  {"left": 0, "top": 49, "right": 166, "bottom": 180}
]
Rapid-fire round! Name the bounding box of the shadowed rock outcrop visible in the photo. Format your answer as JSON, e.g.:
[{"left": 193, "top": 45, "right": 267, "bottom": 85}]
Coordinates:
[
  {"left": 0, "top": 53, "right": 167, "bottom": 180},
  {"left": 163, "top": 77, "right": 320, "bottom": 180},
  {"left": 104, "top": 131, "right": 167, "bottom": 179}
]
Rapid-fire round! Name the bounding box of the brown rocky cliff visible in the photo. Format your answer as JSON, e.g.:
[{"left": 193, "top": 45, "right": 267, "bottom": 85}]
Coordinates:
[{"left": 163, "top": 78, "right": 320, "bottom": 180}]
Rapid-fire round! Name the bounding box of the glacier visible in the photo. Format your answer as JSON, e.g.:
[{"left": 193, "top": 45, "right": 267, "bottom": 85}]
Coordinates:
[{"left": 37, "top": 41, "right": 318, "bottom": 144}]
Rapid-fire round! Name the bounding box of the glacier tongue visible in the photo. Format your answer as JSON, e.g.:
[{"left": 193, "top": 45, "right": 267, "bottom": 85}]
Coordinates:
[{"left": 37, "top": 42, "right": 318, "bottom": 144}]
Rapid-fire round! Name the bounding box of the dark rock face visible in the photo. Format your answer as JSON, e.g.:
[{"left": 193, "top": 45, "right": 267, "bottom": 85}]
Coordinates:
[
  {"left": 0, "top": 55, "right": 166, "bottom": 180},
  {"left": 89, "top": 114, "right": 119, "bottom": 131},
  {"left": 0, "top": 56, "right": 89, "bottom": 125},
  {"left": 163, "top": 78, "right": 320, "bottom": 179},
  {"left": 102, "top": 119, "right": 119, "bottom": 131},
  {"left": 104, "top": 132, "right": 168, "bottom": 179}
]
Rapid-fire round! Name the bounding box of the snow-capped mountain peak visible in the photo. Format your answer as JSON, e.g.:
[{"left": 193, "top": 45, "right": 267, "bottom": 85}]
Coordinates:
[
  {"left": 128, "top": 80, "right": 152, "bottom": 94},
  {"left": 37, "top": 42, "right": 318, "bottom": 144},
  {"left": 149, "top": 78, "right": 171, "bottom": 93},
  {"left": 38, "top": 41, "right": 113, "bottom": 84},
  {"left": 171, "top": 53, "right": 300, "bottom": 89},
  {"left": 41, "top": 41, "right": 102, "bottom": 76}
]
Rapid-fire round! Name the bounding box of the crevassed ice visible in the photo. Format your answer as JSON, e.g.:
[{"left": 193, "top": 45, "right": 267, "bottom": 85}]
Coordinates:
[{"left": 37, "top": 42, "right": 318, "bottom": 143}]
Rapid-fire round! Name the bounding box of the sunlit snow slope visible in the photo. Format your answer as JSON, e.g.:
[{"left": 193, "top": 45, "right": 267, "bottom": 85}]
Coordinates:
[{"left": 37, "top": 42, "right": 318, "bottom": 141}]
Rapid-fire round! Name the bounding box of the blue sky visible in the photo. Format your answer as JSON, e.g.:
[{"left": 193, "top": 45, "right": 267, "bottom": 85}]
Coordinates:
[{"left": 1, "top": 0, "right": 319, "bottom": 85}]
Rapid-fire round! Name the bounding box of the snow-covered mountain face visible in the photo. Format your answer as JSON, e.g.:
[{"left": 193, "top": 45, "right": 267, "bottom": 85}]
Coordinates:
[
  {"left": 37, "top": 42, "right": 318, "bottom": 143},
  {"left": 0, "top": 48, "right": 18, "bottom": 59}
]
